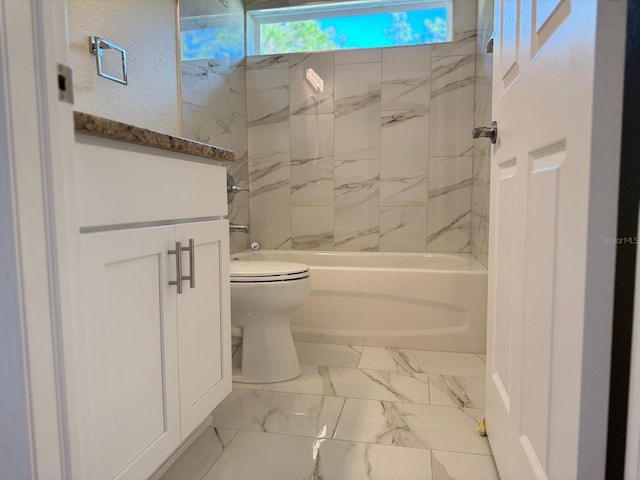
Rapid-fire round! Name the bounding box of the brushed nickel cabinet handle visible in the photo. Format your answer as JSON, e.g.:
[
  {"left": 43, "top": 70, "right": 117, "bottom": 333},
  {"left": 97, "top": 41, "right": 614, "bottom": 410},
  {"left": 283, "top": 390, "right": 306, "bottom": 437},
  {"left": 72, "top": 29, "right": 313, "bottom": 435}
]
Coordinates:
[
  {"left": 168, "top": 241, "right": 183, "bottom": 294},
  {"left": 182, "top": 238, "right": 196, "bottom": 289}
]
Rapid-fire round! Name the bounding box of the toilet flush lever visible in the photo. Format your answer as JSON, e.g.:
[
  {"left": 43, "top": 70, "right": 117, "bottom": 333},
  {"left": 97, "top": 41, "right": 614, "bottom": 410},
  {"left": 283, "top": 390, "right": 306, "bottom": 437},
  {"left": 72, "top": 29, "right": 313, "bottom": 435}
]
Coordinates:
[{"left": 472, "top": 120, "right": 498, "bottom": 144}]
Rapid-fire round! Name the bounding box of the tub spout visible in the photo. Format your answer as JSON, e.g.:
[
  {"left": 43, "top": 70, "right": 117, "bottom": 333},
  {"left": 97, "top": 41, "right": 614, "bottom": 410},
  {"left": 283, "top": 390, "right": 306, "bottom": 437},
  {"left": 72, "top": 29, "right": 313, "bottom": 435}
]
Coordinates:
[{"left": 230, "top": 223, "right": 250, "bottom": 233}]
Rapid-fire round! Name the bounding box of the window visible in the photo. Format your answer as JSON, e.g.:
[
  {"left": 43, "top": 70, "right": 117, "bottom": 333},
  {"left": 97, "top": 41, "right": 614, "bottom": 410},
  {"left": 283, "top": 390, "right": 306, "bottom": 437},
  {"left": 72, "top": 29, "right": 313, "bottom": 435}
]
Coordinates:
[
  {"left": 180, "top": 15, "right": 244, "bottom": 61},
  {"left": 247, "top": 0, "right": 451, "bottom": 56}
]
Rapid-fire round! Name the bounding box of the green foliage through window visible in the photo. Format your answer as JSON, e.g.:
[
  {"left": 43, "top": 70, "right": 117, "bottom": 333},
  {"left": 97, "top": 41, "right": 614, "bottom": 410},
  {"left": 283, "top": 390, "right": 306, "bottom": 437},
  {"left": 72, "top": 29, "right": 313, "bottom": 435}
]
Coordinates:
[
  {"left": 248, "top": 1, "right": 451, "bottom": 56},
  {"left": 260, "top": 20, "right": 344, "bottom": 54}
]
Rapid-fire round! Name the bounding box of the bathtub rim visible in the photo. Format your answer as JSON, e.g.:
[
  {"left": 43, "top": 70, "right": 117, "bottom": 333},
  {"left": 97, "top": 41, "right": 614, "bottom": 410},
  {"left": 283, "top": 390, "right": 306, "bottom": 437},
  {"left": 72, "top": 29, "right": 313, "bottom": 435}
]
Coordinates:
[{"left": 231, "top": 249, "right": 487, "bottom": 273}]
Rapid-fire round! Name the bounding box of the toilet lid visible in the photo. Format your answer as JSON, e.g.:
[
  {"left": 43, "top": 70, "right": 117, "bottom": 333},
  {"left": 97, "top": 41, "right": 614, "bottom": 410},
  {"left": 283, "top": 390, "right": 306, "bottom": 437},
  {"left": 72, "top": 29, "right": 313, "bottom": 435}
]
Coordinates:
[{"left": 230, "top": 260, "right": 310, "bottom": 283}]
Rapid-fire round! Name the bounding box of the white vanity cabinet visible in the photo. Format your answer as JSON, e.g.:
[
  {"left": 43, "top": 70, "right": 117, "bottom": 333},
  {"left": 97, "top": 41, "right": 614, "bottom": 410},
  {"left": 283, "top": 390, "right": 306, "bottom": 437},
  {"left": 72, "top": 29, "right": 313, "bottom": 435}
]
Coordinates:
[
  {"left": 73, "top": 134, "right": 231, "bottom": 480},
  {"left": 80, "top": 225, "right": 181, "bottom": 480},
  {"left": 173, "top": 220, "right": 231, "bottom": 436}
]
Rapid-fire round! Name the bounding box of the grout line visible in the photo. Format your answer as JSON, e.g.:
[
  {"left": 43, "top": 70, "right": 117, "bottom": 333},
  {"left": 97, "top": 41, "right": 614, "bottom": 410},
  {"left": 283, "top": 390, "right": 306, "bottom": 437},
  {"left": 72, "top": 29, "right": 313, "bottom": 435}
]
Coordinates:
[
  {"left": 231, "top": 384, "right": 483, "bottom": 414},
  {"left": 430, "top": 449, "right": 435, "bottom": 480},
  {"left": 201, "top": 428, "right": 494, "bottom": 458},
  {"left": 431, "top": 448, "right": 495, "bottom": 458},
  {"left": 199, "top": 460, "right": 217, "bottom": 480},
  {"left": 192, "top": 428, "right": 240, "bottom": 480},
  {"left": 331, "top": 395, "right": 348, "bottom": 440},
  {"left": 234, "top": 364, "right": 484, "bottom": 398},
  {"left": 294, "top": 341, "right": 487, "bottom": 358}
]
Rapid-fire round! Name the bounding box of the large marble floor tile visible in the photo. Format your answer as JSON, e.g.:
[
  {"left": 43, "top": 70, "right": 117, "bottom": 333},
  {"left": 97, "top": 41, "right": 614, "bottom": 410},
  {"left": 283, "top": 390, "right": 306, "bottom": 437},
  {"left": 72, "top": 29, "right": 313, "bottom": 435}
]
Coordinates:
[
  {"left": 295, "top": 342, "right": 363, "bottom": 367},
  {"left": 157, "top": 427, "right": 237, "bottom": 480},
  {"left": 319, "top": 440, "right": 432, "bottom": 480},
  {"left": 429, "top": 375, "right": 485, "bottom": 409},
  {"left": 358, "top": 347, "right": 486, "bottom": 378},
  {"left": 203, "top": 431, "right": 432, "bottom": 480},
  {"left": 333, "top": 399, "right": 490, "bottom": 455},
  {"left": 332, "top": 368, "right": 431, "bottom": 403},
  {"left": 431, "top": 450, "right": 499, "bottom": 480},
  {"left": 233, "top": 365, "right": 328, "bottom": 395},
  {"left": 236, "top": 365, "right": 431, "bottom": 404},
  {"left": 210, "top": 389, "right": 344, "bottom": 438},
  {"left": 202, "top": 431, "right": 311, "bottom": 480}
]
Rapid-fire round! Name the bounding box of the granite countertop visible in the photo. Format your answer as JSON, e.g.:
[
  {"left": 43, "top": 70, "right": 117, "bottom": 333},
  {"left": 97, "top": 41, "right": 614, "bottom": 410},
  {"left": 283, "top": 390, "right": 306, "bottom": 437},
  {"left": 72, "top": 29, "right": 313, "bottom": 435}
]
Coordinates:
[{"left": 73, "top": 111, "right": 235, "bottom": 163}]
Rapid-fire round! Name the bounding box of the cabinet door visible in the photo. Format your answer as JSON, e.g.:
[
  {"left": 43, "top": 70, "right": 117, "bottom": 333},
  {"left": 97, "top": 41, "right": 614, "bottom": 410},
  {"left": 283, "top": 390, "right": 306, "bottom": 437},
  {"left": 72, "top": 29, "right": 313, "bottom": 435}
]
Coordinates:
[
  {"left": 175, "top": 220, "right": 231, "bottom": 438},
  {"left": 80, "top": 226, "right": 180, "bottom": 480}
]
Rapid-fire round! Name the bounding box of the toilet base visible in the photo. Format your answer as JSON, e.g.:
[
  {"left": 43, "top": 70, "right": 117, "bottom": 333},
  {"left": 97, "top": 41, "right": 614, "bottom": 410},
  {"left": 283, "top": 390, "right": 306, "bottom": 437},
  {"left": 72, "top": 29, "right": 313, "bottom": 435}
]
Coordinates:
[{"left": 232, "top": 320, "right": 302, "bottom": 384}]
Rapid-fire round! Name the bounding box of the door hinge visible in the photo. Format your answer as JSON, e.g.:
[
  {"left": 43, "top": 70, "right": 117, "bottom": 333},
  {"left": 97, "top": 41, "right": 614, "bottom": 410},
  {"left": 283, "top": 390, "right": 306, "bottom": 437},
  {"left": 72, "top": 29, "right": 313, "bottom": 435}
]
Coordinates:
[{"left": 57, "top": 63, "right": 74, "bottom": 104}]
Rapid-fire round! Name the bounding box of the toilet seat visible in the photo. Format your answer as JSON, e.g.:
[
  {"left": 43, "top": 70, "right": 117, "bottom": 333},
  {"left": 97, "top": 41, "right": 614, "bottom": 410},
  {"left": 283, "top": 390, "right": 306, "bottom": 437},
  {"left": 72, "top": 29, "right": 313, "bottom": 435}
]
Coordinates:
[{"left": 230, "top": 260, "right": 310, "bottom": 283}]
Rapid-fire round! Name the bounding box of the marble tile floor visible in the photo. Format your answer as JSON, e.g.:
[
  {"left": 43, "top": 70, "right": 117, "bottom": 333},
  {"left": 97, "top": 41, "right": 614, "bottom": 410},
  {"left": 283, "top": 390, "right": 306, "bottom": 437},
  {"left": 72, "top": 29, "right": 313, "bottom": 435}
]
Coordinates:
[{"left": 159, "top": 343, "right": 499, "bottom": 480}]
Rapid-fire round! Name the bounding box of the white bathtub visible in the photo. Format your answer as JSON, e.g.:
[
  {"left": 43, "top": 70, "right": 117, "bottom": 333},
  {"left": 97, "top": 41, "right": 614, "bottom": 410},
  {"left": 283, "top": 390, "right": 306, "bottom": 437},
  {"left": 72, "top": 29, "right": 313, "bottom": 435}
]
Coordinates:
[{"left": 231, "top": 250, "right": 488, "bottom": 353}]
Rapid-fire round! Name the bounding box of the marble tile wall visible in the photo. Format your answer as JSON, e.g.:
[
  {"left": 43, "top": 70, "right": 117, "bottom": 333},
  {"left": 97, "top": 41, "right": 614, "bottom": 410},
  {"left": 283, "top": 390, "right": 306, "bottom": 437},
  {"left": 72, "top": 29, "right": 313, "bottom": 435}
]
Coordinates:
[
  {"left": 180, "top": 0, "right": 249, "bottom": 253},
  {"left": 181, "top": 0, "right": 487, "bottom": 254},
  {"left": 247, "top": 0, "right": 478, "bottom": 252},
  {"left": 470, "top": 0, "right": 493, "bottom": 267}
]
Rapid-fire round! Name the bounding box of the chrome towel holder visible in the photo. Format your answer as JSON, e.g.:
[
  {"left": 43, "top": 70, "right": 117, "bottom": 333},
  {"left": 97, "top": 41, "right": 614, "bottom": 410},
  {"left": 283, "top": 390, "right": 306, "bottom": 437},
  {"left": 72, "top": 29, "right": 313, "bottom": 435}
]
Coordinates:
[{"left": 89, "top": 36, "right": 128, "bottom": 85}]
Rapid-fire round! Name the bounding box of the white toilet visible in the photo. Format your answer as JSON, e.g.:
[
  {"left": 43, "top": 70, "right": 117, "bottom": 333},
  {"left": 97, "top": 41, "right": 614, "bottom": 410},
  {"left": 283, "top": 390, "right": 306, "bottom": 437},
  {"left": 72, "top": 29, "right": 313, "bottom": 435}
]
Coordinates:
[{"left": 230, "top": 260, "right": 310, "bottom": 383}]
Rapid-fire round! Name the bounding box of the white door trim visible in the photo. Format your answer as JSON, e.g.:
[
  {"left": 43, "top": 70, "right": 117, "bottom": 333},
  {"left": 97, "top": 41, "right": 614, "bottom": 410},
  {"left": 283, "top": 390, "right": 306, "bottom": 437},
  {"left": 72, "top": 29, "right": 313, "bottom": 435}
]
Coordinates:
[
  {"left": 573, "top": 2, "right": 627, "bottom": 474},
  {"left": 0, "top": 26, "right": 35, "bottom": 479},
  {"left": 0, "top": 0, "right": 77, "bottom": 477},
  {"left": 626, "top": 207, "right": 640, "bottom": 479}
]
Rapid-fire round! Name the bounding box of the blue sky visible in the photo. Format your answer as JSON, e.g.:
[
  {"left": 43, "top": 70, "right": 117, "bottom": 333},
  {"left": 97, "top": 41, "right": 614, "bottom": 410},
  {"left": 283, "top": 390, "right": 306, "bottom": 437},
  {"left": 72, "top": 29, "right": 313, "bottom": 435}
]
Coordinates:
[
  {"left": 181, "top": 5, "right": 448, "bottom": 59},
  {"left": 317, "top": 7, "right": 447, "bottom": 48}
]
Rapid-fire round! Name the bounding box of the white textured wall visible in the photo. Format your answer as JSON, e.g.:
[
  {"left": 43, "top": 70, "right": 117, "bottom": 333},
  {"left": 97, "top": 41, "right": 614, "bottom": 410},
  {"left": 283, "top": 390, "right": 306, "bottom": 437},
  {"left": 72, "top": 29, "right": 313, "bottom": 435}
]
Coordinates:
[{"left": 68, "top": 0, "right": 180, "bottom": 135}]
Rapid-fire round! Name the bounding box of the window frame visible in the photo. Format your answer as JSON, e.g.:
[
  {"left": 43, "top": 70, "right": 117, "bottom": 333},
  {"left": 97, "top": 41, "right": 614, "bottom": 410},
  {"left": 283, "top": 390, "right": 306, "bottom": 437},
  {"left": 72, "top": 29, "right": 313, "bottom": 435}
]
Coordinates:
[{"left": 246, "top": 0, "right": 453, "bottom": 56}]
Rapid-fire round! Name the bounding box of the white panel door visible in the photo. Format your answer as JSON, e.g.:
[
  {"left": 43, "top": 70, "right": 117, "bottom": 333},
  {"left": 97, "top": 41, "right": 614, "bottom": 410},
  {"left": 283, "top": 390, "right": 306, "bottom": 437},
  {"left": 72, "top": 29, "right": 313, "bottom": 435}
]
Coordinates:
[
  {"left": 80, "top": 226, "right": 180, "bottom": 480},
  {"left": 626, "top": 212, "right": 640, "bottom": 479},
  {"left": 175, "top": 220, "right": 232, "bottom": 438},
  {"left": 486, "top": 1, "right": 625, "bottom": 479}
]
